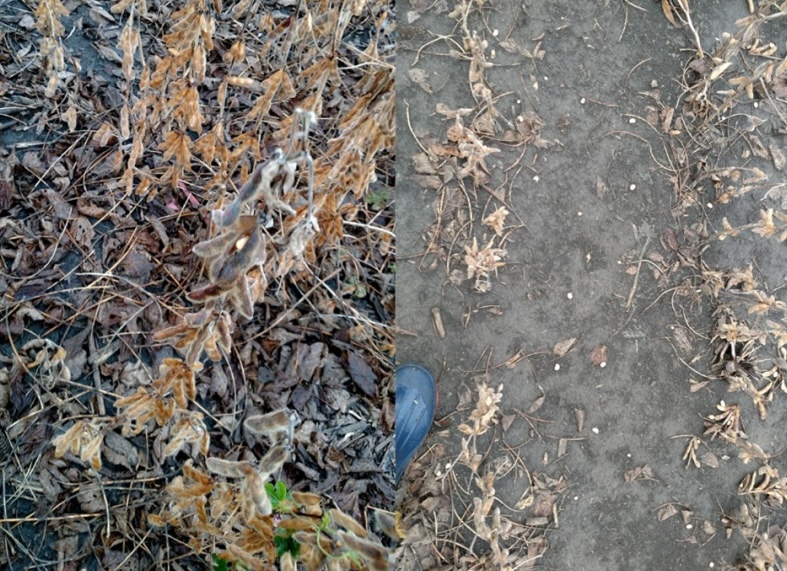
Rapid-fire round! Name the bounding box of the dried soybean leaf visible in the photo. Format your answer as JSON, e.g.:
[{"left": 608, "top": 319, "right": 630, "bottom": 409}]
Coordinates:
[
  {"left": 658, "top": 503, "right": 678, "bottom": 521},
  {"left": 701, "top": 451, "right": 719, "bottom": 468},
  {"left": 661, "top": 0, "right": 679, "bottom": 27},
  {"left": 527, "top": 394, "right": 545, "bottom": 414},
  {"left": 347, "top": 352, "right": 377, "bottom": 397},
  {"left": 553, "top": 337, "right": 576, "bottom": 357}
]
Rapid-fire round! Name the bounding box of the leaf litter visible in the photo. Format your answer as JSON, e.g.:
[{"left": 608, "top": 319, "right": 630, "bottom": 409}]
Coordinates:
[{"left": 0, "top": 0, "right": 395, "bottom": 568}]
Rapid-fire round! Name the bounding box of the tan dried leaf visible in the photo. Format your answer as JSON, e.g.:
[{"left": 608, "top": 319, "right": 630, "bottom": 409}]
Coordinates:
[
  {"left": 660, "top": 0, "right": 679, "bottom": 27},
  {"left": 52, "top": 421, "right": 87, "bottom": 458},
  {"left": 407, "top": 68, "right": 432, "bottom": 93},
  {"left": 483, "top": 206, "right": 509, "bottom": 236},
  {"left": 527, "top": 394, "right": 545, "bottom": 414},
  {"left": 624, "top": 465, "right": 654, "bottom": 483},
  {"left": 119, "top": 105, "right": 130, "bottom": 140},
  {"left": 226, "top": 76, "right": 260, "bottom": 90},
  {"left": 457, "top": 423, "right": 475, "bottom": 435},
  {"left": 554, "top": 337, "right": 577, "bottom": 357},
  {"left": 110, "top": 0, "right": 133, "bottom": 12},
  {"left": 464, "top": 237, "right": 507, "bottom": 282},
  {"left": 279, "top": 552, "right": 296, "bottom": 571},
  {"left": 702, "top": 520, "right": 716, "bottom": 536},
  {"left": 701, "top": 451, "right": 719, "bottom": 468},
  {"left": 80, "top": 431, "right": 104, "bottom": 470},
  {"left": 689, "top": 378, "right": 709, "bottom": 392},
  {"left": 709, "top": 61, "right": 733, "bottom": 81},
  {"left": 93, "top": 122, "right": 119, "bottom": 147},
  {"left": 465, "top": 382, "right": 503, "bottom": 436},
  {"left": 657, "top": 503, "right": 678, "bottom": 521},
  {"left": 61, "top": 102, "right": 77, "bottom": 133}
]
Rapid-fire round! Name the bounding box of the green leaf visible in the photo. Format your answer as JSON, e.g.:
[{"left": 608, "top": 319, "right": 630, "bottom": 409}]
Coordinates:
[
  {"left": 266, "top": 480, "right": 293, "bottom": 512},
  {"left": 366, "top": 189, "right": 388, "bottom": 211},
  {"left": 212, "top": 554, "right": 229, "bottom": 571},
  {"left": 319, "top": 512, "right": 331, "bottom": 531},
  {"left": 274, "top": 533, "right": 301, "bottom": 558}
]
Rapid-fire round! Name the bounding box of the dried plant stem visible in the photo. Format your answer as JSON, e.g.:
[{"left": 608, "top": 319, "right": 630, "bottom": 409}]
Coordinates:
[
  {"left": 342, "top": 220, "right": 396, "bottom": 237},
  {"left": 676, "top": 0, "right": 704, "bottom": 58},
  {"left": 625, "top": 232, "right": 651, "bottom": 310}
]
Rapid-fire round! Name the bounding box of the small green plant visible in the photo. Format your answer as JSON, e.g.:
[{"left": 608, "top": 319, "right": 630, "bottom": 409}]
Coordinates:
[
  {"left": 212, "top": 554, "right": 249, "bottom": 571},
  {"left": 273, "top": 530, "right": 301, "bottom": 559},
  {"left": 366, "top": 189, "right": 388, "bottom": 211},
  {"left": 266, "top": 480, "right": 297, "bottom": 514},
  {"left": 266, "top": 480, "right": 303, "bottom": 559}
]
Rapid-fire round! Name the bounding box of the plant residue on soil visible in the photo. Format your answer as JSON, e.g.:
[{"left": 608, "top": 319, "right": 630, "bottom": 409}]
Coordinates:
[
  {"left": 0, "top": 0, "right": 395, "bottom": 569},
  {"left": 397, "top": 0, "right": 787, "bottom": 570}
]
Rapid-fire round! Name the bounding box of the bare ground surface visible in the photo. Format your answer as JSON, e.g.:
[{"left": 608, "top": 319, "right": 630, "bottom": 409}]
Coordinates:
[{"left": 397, "top": 1, "right": 787, "bottom": 570}]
